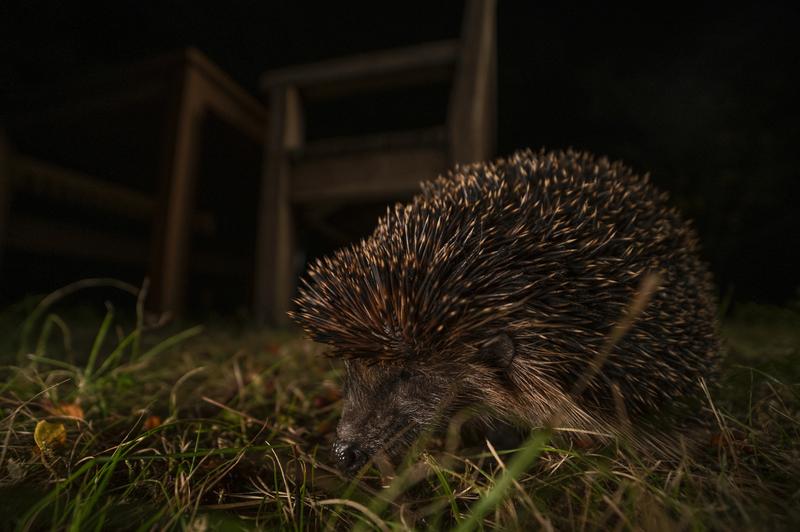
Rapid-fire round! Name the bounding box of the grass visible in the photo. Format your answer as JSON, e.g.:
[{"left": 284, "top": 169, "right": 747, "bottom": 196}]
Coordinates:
[{"left": 1, "top": 283, "right": 799, "bottom": 531}]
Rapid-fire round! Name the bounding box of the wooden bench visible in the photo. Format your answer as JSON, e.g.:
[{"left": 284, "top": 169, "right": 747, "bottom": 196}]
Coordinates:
[
  {"left": 1, "top": 49, "right": 266, "bottom": 315},
  {"left": 255, "top": 0, "right": 497, "bottom": 325}
]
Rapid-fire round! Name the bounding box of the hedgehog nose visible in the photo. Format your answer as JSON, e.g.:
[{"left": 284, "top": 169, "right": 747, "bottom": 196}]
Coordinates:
[{"left": 332, "top": 440, "right": 369, "bottom": 473}]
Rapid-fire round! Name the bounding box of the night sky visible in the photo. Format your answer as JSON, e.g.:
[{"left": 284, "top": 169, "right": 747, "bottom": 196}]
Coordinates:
[{"left": 1, "top": 1, "right": 798, "bottom": 307}]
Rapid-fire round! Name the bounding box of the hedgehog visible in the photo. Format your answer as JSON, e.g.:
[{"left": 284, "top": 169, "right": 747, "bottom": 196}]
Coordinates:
[{"left": 291, "top": 149, "right": 720, "bottom": 474}]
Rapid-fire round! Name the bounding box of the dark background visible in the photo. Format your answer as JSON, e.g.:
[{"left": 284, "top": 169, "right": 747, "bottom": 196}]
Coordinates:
[{"left": 1, "top": 1, "right": 798, "bottom": 308}]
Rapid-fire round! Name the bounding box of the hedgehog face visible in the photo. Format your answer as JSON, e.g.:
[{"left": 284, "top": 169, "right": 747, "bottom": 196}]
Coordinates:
[
  {"left": 331, "top": 359, "right": 460, "bottom": 474},
  {"left": 331, "top": 335, "right": 518, "bottom": 474}
]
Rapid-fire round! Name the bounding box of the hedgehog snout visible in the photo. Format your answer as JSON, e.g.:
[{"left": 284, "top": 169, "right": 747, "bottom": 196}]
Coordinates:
[{"left": 332, "top": 439, "right": 369, "bottom": 473}]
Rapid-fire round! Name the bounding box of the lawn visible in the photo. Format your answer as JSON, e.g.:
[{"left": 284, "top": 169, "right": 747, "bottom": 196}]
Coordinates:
[{"left": 1, "top": 280, "right": 799, "bottom": 530}]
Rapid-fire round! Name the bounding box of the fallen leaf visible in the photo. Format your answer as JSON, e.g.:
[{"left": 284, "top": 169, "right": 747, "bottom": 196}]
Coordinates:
[
  {"left": 34, "top": 420, "right": 67, "bottom": 452},
  {"left": 143, "top": 415, "right": 162, "bottom": 430},
  {"left": 55, "top": 403, "right": 84, "bottom": 420}
]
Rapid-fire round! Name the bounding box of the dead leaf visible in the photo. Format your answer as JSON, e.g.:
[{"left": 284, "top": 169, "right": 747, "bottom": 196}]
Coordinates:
[
  {"left": 143, "top": 415, "right": 162, "bottom": 431},
  {"left": 55, "top": 403, "right": 84, "bottom": 420},
  {"left": 265, "top": 343, "right": 280, "bottom": 354},
  {"left": 34, "top": 420, "right": 67, "bottom": 452}
]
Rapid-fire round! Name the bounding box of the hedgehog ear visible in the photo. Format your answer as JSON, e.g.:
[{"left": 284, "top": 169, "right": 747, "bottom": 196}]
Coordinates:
[{"left": 479, "top": 333, "right": 516, "bottom": 370}]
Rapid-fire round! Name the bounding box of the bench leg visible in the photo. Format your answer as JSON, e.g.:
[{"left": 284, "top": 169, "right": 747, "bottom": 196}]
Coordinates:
[
  {"left": 150, "top": 72, "right": 203, "bottom": 318},
  {"left": 254, "top": 86, "right": 304, "bottom": 326}
]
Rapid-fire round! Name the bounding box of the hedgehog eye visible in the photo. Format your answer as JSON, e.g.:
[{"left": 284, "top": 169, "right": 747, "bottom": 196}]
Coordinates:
[{"left": 480, "top": 333, "right": 516, "bottom": 370}]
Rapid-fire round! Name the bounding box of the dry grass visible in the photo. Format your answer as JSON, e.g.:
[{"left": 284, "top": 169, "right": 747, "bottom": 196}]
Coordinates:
[{"left": 1, "top": 284, "right": 799, "bottom": 531}]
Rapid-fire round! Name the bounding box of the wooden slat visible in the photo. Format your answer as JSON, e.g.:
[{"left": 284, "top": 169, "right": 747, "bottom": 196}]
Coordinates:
[
  {"left": 290, "top": 147, "right": 446, "bottom": 204},
  {"left": 3, "top": 80, "right": 172, "bottom": 128},
  {"left": 182, "top": 49, "right": 267, "bottom": 142},
  {"left": 5, "top": 214, "right": 246, "bottom": 277},
  {"left": 254, "top": 86, "right": 304, "bottom": 325},
  {"left": 11, "top": 155, "right": 216, "bottom": 236},
  {"left": 448, "top": 0, "right": 497, "bottom": 165},
  {"left": 184, "top": 48, "right": 267, "bottom": 132},
  {"left": 13, "top": 156, "right": 151, "bottom": 218},
  {"left": 148, "top": 69, "right": 203, "bottom": 316},
  {"left": 260, "top": 40, "right": 459, "bottom": 98},
  {"left": 6, "top": 214, "right": 150, "bottom": 266},
  {"left": 5, "top": 48, "right": 266, "bottom": 136},
  {"left": 292, "top": 126, "right": 446, "bottom": 159}
]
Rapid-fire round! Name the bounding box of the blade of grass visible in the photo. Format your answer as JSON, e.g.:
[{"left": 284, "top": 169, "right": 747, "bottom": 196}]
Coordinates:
[
  {"left": 18, "top": 278, "right": 138, "bottom": 361},
  {"left": 34, "top": 313, "right": 72, "bottom": 361},
  {"left": 19, "top": 459, "right": 97, "bottom": 531},
  {"left": 317, "top": 499, "right": 389, "bottom": 532},
  {"left": 132, "top": 277, "right": 149, "bottom": 359},
  {"left": 137, "top": 325, "right": 204, "bottom": 363},
  {"left": 68, "top": 440, "right": 129, "bottom": 532},
  {"left": 26, "top": 354, "right": 78, "bottom": 372},
  {"left": 93, "top": 330, "right": 138, "bottom": 377},
  {"left": 455, "top": 429, "right": 551, "bottom": 532},
  {"left": 84, "top": 307, "right": 114, "bottom": 380},
  {"left": 429, "top": 456, "right": 460, "bottom": 525}
]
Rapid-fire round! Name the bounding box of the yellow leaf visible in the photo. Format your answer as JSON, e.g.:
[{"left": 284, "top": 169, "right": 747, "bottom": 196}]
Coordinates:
[
  {"left": 34, "top": 420, "right": 67, "bottom": 452},
  {"left": 55, "top": 403, "right": 84, "bottom": 420}
]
